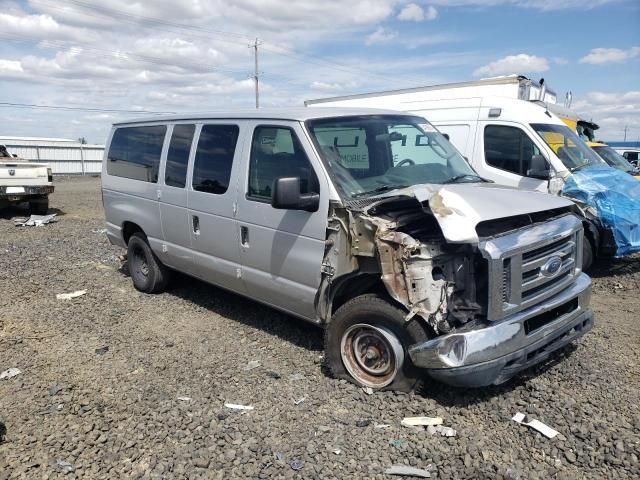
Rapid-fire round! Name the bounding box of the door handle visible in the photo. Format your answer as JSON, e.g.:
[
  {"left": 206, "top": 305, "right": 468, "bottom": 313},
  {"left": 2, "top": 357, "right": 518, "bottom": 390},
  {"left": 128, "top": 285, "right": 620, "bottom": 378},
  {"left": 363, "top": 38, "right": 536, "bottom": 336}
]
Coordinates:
[
  {"left": 240, "top": 226, "right": 249, "bottom": 247},
  {"left": 192, "top": 215, "right": 200, "bottom": 235}
]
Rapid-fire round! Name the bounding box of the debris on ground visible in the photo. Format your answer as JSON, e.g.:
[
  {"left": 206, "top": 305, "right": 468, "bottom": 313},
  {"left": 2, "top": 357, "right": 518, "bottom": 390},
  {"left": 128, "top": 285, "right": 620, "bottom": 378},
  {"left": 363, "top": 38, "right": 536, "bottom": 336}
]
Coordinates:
[
  {"left": 0, "top": 367, "right": 21, "bottom": 380},
  {"left": 384, "top": 465, "right": 433, "bottom": 478},
  {"left": 224, "top": 403, "right": 254, "bottom": 410},
  {"left": 401, "top": 416, "right": 444, "bottom": 427},
  {"left": 355, "top": 419, "right": 372, "bottom": 427},
  {"left": 95, "top": 346, "right": 109, "bottom": 355},
  {"left": 14, "top": 214, "right": 57, "bottom": 227},
  {"left": 92, "top": 228, "right": 107, "bottom": 234},
  {"left": 293, "top": 396, "right": 306, "bottom": 405},
  {"left": 49, "top": 459, "right": 75, "bottom": 473},
  {"left": 244, "top": 360, "right": 261, "bottom": 371},
  {"left": 362, "top": 386, "right": 374, "bottom": 395},
  {"left": 375, "top": 423, "right": 391, "bottom": 429},
  {"left": 427, "top": 425, "right": 457, "bottom": 437},
  {"left": 512, "top": 412, "right": 559, "bottom": 439},
  {"left": 290, "top": 459, "right": 304, "bottom": 471},
  {"left": 332, "top": 448, "right": 342, "bottom": 455},
  {"left": 56, "top": 290, "right": 87, "bottom": 300},
  {"left": 177, "top": 396, "right": 192, "bottom": 402},
  {"left": 266, "top": 371, "right": 281, "bottom": 379}
]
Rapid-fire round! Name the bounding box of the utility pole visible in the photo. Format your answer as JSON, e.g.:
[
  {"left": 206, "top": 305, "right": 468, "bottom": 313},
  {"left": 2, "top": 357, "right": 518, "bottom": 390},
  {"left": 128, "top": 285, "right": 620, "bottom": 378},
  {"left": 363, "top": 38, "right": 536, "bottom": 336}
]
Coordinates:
[
  {"left": 251, "top": 38, "right": 261, "bottom": 109},
  {"left": 623, "top": 125, "right": 628, "bottom": 142}
]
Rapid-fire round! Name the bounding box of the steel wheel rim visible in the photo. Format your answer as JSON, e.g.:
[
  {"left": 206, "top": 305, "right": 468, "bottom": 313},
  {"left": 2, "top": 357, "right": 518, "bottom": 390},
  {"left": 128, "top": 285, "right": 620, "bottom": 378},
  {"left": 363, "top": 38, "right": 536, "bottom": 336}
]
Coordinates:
[{"left": 340, "top": 323, "right": 404, "bottom": 389}]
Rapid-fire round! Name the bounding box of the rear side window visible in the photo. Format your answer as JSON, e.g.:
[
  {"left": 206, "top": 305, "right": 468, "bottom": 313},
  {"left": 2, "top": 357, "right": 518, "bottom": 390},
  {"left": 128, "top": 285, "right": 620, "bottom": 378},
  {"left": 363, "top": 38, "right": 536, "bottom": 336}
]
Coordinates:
[
  {"left": 107, "top": 125, "right": 166, "bottom": 182},
  {"left": 484, "top": 125, "right": 540, "bottom": 176},
  {"left": 192, "top": 125, "right": 239, "bottom": 195},
  {"left": 165, "top": 124, "right": 195, "bottom": 188},
  {"left": 248, "top": 126, "right": 319, "bottom": 201}
]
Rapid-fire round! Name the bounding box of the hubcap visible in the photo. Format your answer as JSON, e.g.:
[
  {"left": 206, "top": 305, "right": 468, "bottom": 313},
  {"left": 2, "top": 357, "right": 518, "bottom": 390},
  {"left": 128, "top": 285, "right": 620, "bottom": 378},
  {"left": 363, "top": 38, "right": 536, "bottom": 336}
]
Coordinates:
[{"left": 340, "top": 324, "right": 404, "bottom": 389}]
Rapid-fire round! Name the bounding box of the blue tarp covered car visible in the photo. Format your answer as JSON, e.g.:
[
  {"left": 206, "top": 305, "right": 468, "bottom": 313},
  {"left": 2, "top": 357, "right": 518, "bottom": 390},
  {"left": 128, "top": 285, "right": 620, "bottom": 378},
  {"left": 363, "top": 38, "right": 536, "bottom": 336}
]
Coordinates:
[{"left": 562, "top": 164, "right": 640, "bottom": 257}]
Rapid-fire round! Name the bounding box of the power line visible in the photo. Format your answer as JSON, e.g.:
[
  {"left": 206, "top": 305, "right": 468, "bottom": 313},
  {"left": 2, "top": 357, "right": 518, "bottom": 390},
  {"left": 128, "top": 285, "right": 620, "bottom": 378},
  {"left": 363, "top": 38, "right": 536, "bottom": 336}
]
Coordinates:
[{"left": 0, "top": 102, "right": 174, "bottom": 114}]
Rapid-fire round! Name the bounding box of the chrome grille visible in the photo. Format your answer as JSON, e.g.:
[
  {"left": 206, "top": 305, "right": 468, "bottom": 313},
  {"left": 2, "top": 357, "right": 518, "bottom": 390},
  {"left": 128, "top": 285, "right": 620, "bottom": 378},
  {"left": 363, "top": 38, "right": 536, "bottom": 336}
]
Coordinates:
[{"left": 480, "top": 214, "right": 583, "bottom": 321}]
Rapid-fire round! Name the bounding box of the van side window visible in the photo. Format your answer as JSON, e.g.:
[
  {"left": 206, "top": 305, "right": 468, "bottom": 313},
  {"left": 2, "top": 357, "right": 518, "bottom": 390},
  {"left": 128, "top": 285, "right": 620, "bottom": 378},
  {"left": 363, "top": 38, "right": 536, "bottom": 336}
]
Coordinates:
[
  {"left": 192, "top": 124, "right": 239, "bottom": 195},
  {"left": 107, "top": 125, "right": 166, "bottom": 182},
  {"left": 248, "top": 126, "right": 319, "bottom": 202},
  {"left": 165, "top": 124, "right": 195, "bottom": 188},
  {"left": 484, "top": 125, "right": 541, "bottom": 176}
]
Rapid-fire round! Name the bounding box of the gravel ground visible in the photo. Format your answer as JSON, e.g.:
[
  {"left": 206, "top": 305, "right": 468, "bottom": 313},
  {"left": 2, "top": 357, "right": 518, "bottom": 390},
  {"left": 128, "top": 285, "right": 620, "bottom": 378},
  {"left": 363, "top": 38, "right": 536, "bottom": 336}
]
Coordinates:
[{"left": 1, "top": 176, "right": 639, "bottom": 480}]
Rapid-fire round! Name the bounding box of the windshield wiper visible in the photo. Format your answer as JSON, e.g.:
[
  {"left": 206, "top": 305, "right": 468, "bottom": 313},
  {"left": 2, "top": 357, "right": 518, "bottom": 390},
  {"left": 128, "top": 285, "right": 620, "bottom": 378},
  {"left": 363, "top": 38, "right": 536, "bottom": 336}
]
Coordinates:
[
  {"left": 351, "top": 184, "right": 410, "bottom": 198},
  {"left": 442, "top": 174, "right": 484, "bottom": 184},
  {"left": 570, "top": 162, "right": 592, "bottom": 173}
]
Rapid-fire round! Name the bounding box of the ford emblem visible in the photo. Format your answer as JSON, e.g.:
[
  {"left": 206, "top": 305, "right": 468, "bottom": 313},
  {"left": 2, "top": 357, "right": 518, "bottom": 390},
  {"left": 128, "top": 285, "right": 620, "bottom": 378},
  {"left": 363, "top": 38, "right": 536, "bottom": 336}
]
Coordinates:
[
  {"left": 9, "top": 169, "right": 15, "bottom": 176},
  {"left": 541, "top": 256, "right": 563, "bottom": 277}
]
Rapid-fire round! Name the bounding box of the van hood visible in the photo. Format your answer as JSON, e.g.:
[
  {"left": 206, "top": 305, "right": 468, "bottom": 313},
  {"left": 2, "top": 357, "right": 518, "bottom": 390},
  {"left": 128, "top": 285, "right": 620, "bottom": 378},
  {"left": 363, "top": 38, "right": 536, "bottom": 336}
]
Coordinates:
[{"left": 366, "top": 182, "right": 573, "bottom": 244}]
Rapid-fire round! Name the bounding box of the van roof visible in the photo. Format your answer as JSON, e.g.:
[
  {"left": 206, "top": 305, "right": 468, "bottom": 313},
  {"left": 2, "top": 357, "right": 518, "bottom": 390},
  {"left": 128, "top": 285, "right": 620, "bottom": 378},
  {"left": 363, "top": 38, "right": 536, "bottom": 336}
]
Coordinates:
[{"left": 113, "top": 107, "right": 418, "bottom": 126}]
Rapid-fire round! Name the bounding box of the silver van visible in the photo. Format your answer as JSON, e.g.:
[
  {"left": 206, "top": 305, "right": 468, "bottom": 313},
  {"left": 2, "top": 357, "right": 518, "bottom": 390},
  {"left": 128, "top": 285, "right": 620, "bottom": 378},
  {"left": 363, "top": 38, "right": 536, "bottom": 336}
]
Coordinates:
[{"left": 102, "top": 108, "right": 593, "bottom": 391}]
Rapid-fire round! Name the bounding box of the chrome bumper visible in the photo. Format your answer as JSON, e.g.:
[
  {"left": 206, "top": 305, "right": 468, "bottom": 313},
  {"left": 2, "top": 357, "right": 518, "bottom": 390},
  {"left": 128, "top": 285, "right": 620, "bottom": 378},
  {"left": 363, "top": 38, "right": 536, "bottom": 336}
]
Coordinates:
[
  {"left": 0, "top": 185, "right": 54, "bottom": 199},
  {"left": 408, "top": 273, "right": 593, "bottom": 387}
]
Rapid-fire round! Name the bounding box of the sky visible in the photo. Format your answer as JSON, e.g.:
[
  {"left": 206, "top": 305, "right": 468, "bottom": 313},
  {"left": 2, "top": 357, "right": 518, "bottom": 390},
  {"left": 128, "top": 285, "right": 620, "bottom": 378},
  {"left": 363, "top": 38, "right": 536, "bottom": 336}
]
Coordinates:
[{"left": 0, "top": 0, "right": 639, "bottom": 144}]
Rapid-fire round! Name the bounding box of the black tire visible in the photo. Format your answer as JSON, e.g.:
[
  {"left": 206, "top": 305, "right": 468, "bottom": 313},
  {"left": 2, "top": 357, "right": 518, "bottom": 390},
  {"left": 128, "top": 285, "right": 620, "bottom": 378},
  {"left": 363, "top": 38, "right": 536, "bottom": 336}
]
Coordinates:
[
  {"left": 582, "top": 236, "right": 594, "bottom": 271},
  {"left": 127, "top": 232, "right": 171, "bottom": 293},
  {"left": 29, "top": 197, "right": 49, "bottom": 215},
  {"left": 325, "top": 294, "right": 430, "bottom": 393}
]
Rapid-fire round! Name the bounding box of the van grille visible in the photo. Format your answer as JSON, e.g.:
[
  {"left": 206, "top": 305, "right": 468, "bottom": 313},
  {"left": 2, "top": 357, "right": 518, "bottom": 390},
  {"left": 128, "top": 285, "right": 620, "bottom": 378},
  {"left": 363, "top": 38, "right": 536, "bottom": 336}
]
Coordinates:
[{"left": 480, "top": 215, "right": 583, "bottom": 321}]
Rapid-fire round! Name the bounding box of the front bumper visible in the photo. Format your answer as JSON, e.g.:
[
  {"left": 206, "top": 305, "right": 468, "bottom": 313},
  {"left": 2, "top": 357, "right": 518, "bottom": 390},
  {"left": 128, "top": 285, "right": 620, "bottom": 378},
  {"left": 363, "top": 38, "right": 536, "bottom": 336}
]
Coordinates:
[
  {"left": 0, "top": 185, "right": 54, "bottom": 201},
  {"left": 409, "top": 273, "right": 593, "bottom": 387}
]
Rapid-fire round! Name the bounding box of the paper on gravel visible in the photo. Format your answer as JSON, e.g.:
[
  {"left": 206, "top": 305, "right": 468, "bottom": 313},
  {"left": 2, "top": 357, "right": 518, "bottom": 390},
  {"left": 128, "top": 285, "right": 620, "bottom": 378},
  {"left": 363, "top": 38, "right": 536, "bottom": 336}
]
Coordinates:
[
  {"left": 385, "top": 465, "right": 432, "bottom": 478},
  {"left": 512, "top": 412, "right": 559, "bottom": 439},
  {"left": 56, "top": 290, "right": 87, "bottom": 300},
  {"left": 401, "top": 416, "right": 444, "bottom": 427},
  {"left": 224, "top": 403, "right": 254, "bottom": 410},
  {"left": 426, "top": 425, "right": 457, "bottom": 437},
  {"left": 14, "top": 214, "right": 57, "bottom": 227},
  {"left": 0, "top": 367, "right": 21, "bottom": 380}
]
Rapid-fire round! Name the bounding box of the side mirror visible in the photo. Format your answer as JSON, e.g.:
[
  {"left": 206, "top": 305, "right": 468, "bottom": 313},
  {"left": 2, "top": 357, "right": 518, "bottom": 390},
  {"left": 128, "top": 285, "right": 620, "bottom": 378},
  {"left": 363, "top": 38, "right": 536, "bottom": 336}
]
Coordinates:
[
  {"left": 271, "top": 177, "right": 319, "bottom": 212},
  {"left": 527, "top": 154, "right": 550, "bottom": 180}
]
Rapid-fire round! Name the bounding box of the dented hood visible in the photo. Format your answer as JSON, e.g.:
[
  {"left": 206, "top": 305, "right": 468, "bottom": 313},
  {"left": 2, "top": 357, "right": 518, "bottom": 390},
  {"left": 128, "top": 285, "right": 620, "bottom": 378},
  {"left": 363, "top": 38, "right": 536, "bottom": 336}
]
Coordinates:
[{"left": 371, "top": 182, "right": 573, "bottom": 244}]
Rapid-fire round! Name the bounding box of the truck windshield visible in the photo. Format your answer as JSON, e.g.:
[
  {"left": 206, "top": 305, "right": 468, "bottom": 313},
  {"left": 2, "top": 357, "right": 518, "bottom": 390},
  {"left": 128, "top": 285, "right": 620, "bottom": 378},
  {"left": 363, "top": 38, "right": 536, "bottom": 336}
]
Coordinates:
[
  {"left": 592, "top": 145, "right": 634, "bottom": 173},
  {"left": 306, "top": 115, "right": 481, "bottom": 200},
  {"left": 531, "top": 123, "right": 603, "bottom": 172}
]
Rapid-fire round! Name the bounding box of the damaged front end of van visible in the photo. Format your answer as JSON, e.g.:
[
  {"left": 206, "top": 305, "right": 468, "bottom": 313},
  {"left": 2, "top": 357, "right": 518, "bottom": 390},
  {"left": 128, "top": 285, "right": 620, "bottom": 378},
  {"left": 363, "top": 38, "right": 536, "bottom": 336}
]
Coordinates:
[{"left": 318, "top": 183, "right": 593, "bottom": 387}]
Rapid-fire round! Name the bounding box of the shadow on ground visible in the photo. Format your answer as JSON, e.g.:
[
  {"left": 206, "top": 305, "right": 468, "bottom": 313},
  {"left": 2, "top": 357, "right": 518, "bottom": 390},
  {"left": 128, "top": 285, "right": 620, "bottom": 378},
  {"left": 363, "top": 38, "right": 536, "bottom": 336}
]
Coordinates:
[{"left": 117, "top": 259, "right": 581, "bottom": 403}]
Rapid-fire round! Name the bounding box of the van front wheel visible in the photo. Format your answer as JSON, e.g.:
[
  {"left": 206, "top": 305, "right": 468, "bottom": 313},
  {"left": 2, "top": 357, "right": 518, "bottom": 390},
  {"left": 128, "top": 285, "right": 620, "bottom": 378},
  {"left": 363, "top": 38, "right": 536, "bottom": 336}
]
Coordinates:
[
  {"left": 324, "top": 294, "right": 429, "bottom": 392},
  {"left": 127, "top": 232, "right": 171, "bottom": 293}
]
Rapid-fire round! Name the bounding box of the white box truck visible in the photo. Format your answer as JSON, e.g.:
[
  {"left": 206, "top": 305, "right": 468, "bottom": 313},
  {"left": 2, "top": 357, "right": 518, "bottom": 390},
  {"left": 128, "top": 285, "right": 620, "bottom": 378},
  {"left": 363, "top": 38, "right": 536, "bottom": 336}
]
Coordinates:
[{"left": 306, "top": 76, "right": 640, "bottom": 266}]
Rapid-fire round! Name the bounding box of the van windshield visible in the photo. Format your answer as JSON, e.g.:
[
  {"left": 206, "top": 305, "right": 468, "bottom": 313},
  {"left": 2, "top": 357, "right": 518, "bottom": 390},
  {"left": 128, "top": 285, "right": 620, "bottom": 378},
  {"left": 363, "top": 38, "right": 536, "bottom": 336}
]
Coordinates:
[
  {"left": 592, "top": 145, "right": 634, "bottom": 173},
  {"left": 531, "top": 123, "right": 603, "bottom": 172},
  {"left": 306, "top": 115, "right": 481, "bottom": 200}
]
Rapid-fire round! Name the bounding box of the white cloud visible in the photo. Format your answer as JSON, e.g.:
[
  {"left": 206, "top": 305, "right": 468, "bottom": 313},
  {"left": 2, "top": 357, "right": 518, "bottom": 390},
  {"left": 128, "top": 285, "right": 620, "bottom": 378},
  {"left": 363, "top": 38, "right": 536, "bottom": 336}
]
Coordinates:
[
  {"left": 572, "top": 91, "right": 640, "bottom": 141},
  {"left": 579, "top": 47, "right": 640, "bottom": 65},
  {"left": 0, "top": 12, "right": 96, "bottom": 42},
  {"left": 473, "top": 53, "right": 549, "bottom": 77},
  {"left": 365, "top": 27, "right": 398, "bottom": 46},
  {"left": 398, "top": 4, "right": 438, "bottom": 21}
]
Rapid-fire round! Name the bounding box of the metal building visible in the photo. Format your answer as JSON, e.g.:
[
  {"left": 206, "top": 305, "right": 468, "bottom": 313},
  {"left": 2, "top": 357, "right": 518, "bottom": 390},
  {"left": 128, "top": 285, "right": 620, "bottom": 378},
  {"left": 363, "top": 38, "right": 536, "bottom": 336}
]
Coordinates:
[{"left": 0, "top": 136, "right": 105, "bottom": 175}]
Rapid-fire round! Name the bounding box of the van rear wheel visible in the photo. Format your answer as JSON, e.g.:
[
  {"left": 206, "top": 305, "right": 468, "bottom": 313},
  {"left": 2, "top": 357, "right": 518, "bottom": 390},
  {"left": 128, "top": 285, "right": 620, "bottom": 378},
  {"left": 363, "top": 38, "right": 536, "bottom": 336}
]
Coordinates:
[
  {"left": 127, "top": 232, "right": 171, "bottom": 293},
  {"left": 324, "top": 294, "right": 430, "bottom": 392}
]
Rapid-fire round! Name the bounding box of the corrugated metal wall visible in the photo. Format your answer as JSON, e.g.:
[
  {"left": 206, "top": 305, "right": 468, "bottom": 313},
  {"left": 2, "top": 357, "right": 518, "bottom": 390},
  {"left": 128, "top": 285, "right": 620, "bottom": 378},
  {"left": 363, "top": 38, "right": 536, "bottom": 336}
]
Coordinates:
[{"left": 1, "top": 138, "right": 104, "bottom": 175}]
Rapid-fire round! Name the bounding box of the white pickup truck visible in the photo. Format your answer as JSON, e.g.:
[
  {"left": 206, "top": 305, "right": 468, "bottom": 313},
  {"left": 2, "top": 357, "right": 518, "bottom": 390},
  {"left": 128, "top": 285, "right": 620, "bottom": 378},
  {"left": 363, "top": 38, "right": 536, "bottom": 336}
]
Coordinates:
[{"left": 0, "top": 144, "right": 54, "bottom": 214}]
